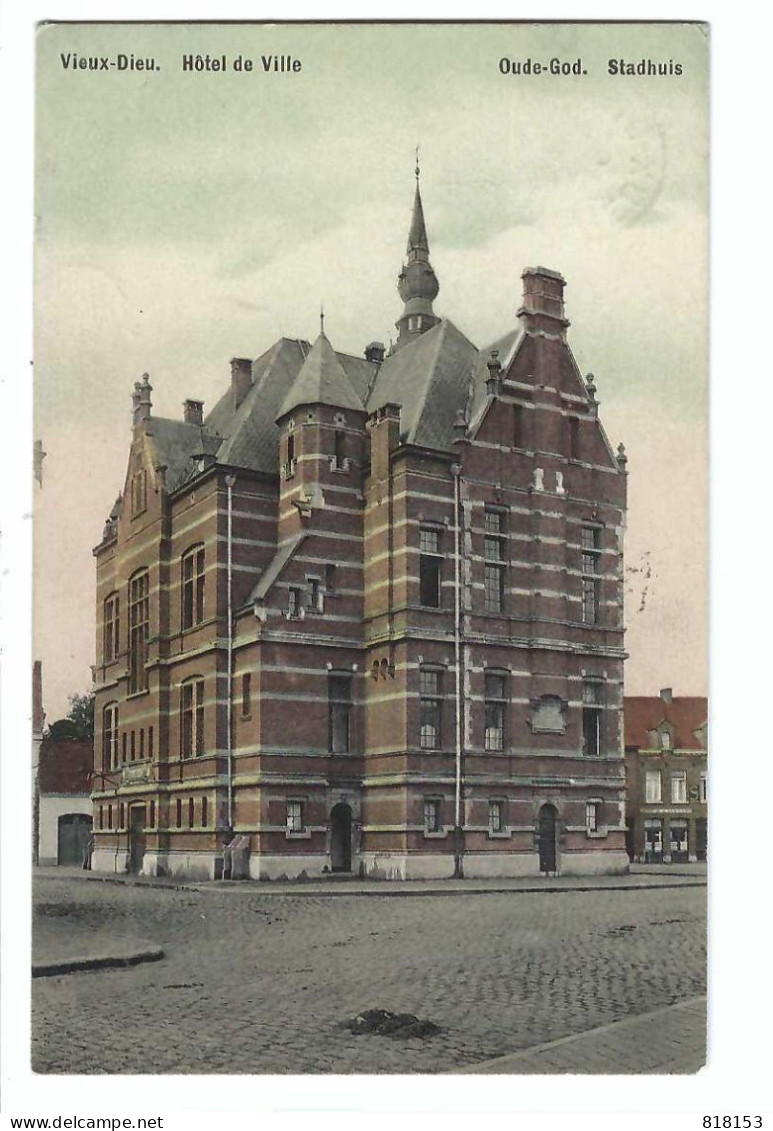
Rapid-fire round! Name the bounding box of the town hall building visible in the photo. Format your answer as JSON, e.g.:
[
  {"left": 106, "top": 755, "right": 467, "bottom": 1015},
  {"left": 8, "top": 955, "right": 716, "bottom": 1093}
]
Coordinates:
[{"left": 91, "top": 173, "right": 630, "bottom": 880}]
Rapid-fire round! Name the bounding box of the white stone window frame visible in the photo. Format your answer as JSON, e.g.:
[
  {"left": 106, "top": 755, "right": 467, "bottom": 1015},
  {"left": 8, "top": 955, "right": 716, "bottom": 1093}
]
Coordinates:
[
  {"left": 423, "top": 797, "right": 446, "bottom": 839},
  {"left": 285, "top": 798, "right": 310, "bottom": 839},
  {"left": 585, "top": 797, "right": 607, "bottom": 839},
  {"left": 487, "top": 797, "right": 510, "bottom": 839},
  {"left": 645, "top": 769, "right": 662, "bottom": 804},
  {"left": 671, "top": 770, "right": 687, "bottom": 804}
]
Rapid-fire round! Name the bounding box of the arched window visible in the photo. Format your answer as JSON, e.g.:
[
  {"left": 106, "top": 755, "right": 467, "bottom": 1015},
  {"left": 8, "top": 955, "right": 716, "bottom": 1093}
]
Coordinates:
[
  {"left": 102, "top": 703, "right": 119, "bottom": 769},
  {"left": 181, "top": 545, "right": 205, "bottom": 630},
  {"left": 128, "top": 569, "right": 149, "bottom": 694}
]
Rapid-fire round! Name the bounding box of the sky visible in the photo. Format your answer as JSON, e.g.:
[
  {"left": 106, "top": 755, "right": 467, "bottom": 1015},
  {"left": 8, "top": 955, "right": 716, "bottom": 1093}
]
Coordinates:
[{"left": 33, "top": 20, "right": 709, "bottom": 719}]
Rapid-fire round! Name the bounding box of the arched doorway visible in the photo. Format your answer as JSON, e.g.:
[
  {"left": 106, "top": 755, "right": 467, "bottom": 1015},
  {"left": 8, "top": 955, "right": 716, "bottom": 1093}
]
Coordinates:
[
  {"left": 57, "top": 813, "right": 92, "bottom": 866},
  {"left": 330, "top": 803, "right": 352, "bottom": 872},
  {"left": 538, "top": 804, "right": 558, "bottom": 873}
]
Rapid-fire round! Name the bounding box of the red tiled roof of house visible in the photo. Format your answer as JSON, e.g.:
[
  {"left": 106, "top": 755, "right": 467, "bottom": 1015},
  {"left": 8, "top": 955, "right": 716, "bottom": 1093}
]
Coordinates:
[
  {"left": 38, "top": 738, "right": 93, "bottom": 795},
  {"left": 624, "top": 696, "right": 708, "bottom": 750}
]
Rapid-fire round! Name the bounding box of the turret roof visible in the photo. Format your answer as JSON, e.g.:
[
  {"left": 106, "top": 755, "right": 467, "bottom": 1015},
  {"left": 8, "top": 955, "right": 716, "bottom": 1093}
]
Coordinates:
[{"left": 276, "top": 332, "right": 365, "bottom": 420}]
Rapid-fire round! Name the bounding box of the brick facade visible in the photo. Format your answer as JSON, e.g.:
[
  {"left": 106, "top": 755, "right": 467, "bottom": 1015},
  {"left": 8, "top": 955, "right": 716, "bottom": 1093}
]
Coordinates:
[{"left": 92, "top": 180, "right": 629, "bottom": 880}]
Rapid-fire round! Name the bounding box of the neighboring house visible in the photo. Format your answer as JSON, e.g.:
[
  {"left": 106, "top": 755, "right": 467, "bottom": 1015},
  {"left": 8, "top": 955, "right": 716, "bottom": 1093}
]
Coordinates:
[
  {"left": 92, "top": 173, "right": 629, "bottom": 881},
  {"left": 37, "top": 737, "right": 93, "bottom": 866},
  {"left": 624, "top": 689, "right": 708, "bottom": 863}
]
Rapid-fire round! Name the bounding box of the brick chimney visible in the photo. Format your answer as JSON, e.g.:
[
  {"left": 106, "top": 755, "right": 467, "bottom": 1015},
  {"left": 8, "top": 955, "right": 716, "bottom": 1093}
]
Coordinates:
[
  {"left": 184, "top": 399, "right": 204, "bottom": 425},
  {"left": 367, "top": 403, "right": 401, "bottom": 481},
  {"left": 231, "top": 358, "right": 253, "bottom": 411},
  {"left": 517, "top": 267, "right": 569, "bottom": 336},
  {"left": 365, "top": 341, "right": 386, "bottom": 364},
  {"left": 660, "top": 687, "right": 673, "bottom": 704}
]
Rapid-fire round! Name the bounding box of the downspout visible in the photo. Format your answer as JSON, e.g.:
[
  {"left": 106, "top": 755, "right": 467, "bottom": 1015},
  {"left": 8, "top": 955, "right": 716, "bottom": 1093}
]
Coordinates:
[
  {"left": 225, "top": 475, "right": 236, "bottom": 833},
  {"left": 451, "top": 463, "right": 464, "bottom": 878}
]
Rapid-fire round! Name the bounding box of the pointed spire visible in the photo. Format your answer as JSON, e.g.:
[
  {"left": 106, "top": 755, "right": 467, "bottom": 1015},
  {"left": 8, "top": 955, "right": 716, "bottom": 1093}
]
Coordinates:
[
  {"left": 276, "top": 332, "right": 364, "bottom": 421},
  {"left": 395, "top": 155, "right": 440, "bottom": 350}
]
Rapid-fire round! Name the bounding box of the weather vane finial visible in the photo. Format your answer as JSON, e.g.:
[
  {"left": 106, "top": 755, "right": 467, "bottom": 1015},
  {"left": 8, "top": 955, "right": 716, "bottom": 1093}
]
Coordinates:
[{"left": 415, "top": 144, "right": 420, "bottom": 180}]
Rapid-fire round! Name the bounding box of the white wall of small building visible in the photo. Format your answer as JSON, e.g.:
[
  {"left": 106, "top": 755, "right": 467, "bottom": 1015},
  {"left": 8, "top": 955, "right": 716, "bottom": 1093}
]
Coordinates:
[{"left": 38, "top": 793, "right": 92, "bottom": 865}]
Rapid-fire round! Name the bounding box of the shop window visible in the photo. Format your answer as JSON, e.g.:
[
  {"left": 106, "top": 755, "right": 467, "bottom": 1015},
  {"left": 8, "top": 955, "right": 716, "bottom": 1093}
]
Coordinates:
[
  {"left": 328, "top": 672, "right": 352, "bottom": 753},
  {"left": 419, "top": 526, "right": 442, "bottom": 608},
  {"left": 181, "top": 545, "right": 205, "bottom": 630},
  {"left": 180, "top": 678, "right": 205, "bottom": 758},
  {"left": 103, "top": 593, "right": 120, "bottom": 664},
  {"left": 484, "top": 672, "right": 507, "bottom": 751}
]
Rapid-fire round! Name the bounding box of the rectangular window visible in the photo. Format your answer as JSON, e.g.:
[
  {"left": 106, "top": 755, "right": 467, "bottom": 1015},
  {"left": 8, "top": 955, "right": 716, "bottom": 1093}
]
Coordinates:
[
  {"left": 130, "top": 730, "right": 136, "bottom": 762},
  {"left": 288, "top": 586, "right": 302, "bottom": 618},
  {"left": 108, "top": 804, "right": 113, "bottom": 830},
  {"left": 103, "top": 594, "right": 120, "bottom": 664},
  {"left": 149, "top": 800, "right": 155, "bottom": 827},
  {"left": 581, "top": 526, "right": 601, "bottom": 625},
  {"left": 488, "top": 800, "right": 504, "bottom": 833},
  {"left": 118, "top": 803, "right": 124, "bottom": 828},
  {"left": 581, "top": 681, "right": 602, "bottom": 756},
  {"left": 128, "top": 570, "right": 150, "bottom": 694},
  {"left": 586, "top": 801, "right": 599, "bottom": 833},
  {"left": 286, "top": 800, "right": 304, "bottom": 832},
  {"left": 188, "top": 797, "right": 195, "bottom": 827},
  {"left": 202, "top": 796, "right": 208, "bottom": 827},
  {"left": 181, "top": 547, "right": 205, "bottom": 630},
  {"left": 483, "top": 510, "right": 507, "bottom": 613},
  {"left": 325, "top": 563, "right": 337, "bottom": 594},
  {"left": 645, "top": 770, "right": 662, "bottom": 804},
  {"left": 121, "top": 732, "right": 127, "bottom": 764},
  {"left": 328, "top": 673, "right": 352, "bottom": 754},
  {"left": 282, "top": 432, "right": 296, "bottom": 479},
  {"left": 241, "top": 672, "right": 252, "bottom": 717},
  {"left": 484, "top": 672, "right": 507, "bottom": 751},
  {"left": 419, "top": 526, "right": 442, "bottom": 608},
  {"left": 419, "top": 668, "right": 442, "bottom": 750},
  {"left": 423, "top": 798, "right": 441, "bottom": 834},
  {"left": 102, "top": 703, "right": 119, "bottom": 770},
  {"left": 700, "top": 772, "right": 707, "bottom": 803},
  {"left": 176, "top": 798, "right": 182, "bottom": 827},
  {"left": 148, "top": 726, "right": 154, "bottom": 760},
  {"left": 139, "top": 728, "right": 145, "bottom": 760},
  {"left": 180, "top": 679, "right": 205, "bottom": 757},
  {"left": 671, "top": 771, "right": 687, "bottom": 804},
  {"left": 308, "top": 577, "right": 322, "bottom": 613},
  {"left": 334, "top": 429, "right": 347, "bottom": 469}
]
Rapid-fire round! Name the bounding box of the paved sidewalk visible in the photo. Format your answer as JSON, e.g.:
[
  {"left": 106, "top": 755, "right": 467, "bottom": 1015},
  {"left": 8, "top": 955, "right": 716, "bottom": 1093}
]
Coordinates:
[
  {"left": 454, "top": 996, "right": 707, "bottom": 1074},
  {"left": 36, "top": 864, "right": 706, "bottom": 899}
]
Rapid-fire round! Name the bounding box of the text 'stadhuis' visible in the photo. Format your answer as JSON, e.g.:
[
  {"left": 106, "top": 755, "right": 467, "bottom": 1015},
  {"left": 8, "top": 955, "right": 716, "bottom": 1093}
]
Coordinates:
[{"left": 92, "top": 176, "right": 629, "bottom": 880}]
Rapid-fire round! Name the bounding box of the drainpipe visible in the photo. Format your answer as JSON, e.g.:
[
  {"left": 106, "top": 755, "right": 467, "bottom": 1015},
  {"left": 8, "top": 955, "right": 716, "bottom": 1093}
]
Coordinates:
[
  {"left": 451, "top": 463, "right": 464, "bottom": 878},
  {"left": 225, "top": 475, "right": 236, "bottom": 834}
]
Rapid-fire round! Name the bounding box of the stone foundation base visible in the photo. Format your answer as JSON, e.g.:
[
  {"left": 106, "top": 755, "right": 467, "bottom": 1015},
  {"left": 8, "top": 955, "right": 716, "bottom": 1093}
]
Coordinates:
[
  {"left": 91, "top": 849, "right": 130, "bottom": 874},
  {"left": 248, "top": 854, "right": 332, "bottom": 881}
]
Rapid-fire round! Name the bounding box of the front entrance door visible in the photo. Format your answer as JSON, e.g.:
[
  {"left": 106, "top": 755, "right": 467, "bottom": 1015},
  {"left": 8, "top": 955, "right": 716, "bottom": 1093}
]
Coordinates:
[
  {"left": 538, "top": 804, "right": 557, "bottom": 873},
  {"left": 669, "top": 821, "right": 688, "bottom": 863},
  {"left": 128, "top": 805, "right": 147, "bottom": 874},
  {"left": 330, "top": 803, "right": 352, "bottom": 872},
  {"left": 57, "top": 813, "right": 92, "bottom": 865},
  {"left": 644, "top": 819, "right": 663, "bottom": 863}
]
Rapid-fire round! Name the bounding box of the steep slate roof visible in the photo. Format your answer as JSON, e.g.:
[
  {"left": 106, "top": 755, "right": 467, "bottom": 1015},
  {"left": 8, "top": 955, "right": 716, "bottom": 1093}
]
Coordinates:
[
  {"left": 277, "top": 332, "right": 365, "bottom": 420},
  {"left": 467, "top": 326, "right": 523, "bottom": 432},
  {"left": 367, "top": 319, "right": 478, "bottom": 450},
  {"left": 144, "top": 417, "right": 222, "bottom": 492},
  {"left": 624, "top": 696, "right": 708, "bottom": 750}
]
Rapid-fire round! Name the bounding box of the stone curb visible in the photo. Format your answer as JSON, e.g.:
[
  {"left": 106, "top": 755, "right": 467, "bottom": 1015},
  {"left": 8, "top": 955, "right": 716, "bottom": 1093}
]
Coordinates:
[
  {"left": 450, "top": 995, "right": 707, "bottom": 1074},
  {"left": 36, "top": 870, "right": 706, "bottom": 899},
  {"left": 32, "top": 945, "right": 165, "bottom": 978}
]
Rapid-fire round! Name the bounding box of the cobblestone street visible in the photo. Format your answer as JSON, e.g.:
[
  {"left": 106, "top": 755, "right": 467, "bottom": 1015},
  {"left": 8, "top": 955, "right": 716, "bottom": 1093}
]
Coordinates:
[{"left": 32, "top": 875, "right": 706, "bottom": 1075}]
